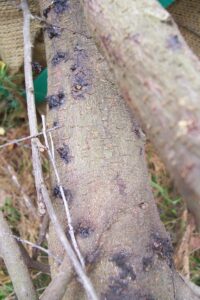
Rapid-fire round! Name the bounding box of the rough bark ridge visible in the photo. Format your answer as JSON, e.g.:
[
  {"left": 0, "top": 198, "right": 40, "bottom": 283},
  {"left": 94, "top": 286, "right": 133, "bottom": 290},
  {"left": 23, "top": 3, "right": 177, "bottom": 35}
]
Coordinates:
[
  {"left": 82, "top": 0, "right": 200, "bottom": 229},
  {"left": 40, "top": 0, "right": 200, "bottom": 299}
]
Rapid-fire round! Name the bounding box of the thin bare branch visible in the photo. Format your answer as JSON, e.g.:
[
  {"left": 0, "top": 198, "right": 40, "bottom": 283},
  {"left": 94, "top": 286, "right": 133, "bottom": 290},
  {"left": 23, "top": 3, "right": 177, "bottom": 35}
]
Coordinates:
[
  {"left": 41, "top": 114, "right": 85, "bottom": 268},
  {"left": 0, "top": 126, "right": 60, "bottom": 150},
  {"left": 49, "top": 131, "right": 55, "bottom": 161},
  {"left": 2, "top": 161, "right": 37, "bottom": 219},
  {"left": 21, "top": 1, "right": 98, "bottom": 298},
  {"left": 32, "top": 214, "right": 49, "bottom": 260},
  {"left": 12, "top": 235, "right": 62, "bottom": 264},
  {"left": 18, "top": 242, "right": 50, "bottom": 274},
  {"left": 0, "top": 211, "right": 37, "bottom": 300},
  {"left": 40, "top": 256, "right": 73, "bottom": 300}
]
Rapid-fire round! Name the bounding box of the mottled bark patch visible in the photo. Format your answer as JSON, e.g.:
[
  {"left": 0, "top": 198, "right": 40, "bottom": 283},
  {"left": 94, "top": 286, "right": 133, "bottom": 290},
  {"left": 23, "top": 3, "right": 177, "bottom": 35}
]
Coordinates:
[
  {"left": 103, "top": 252, "right": 136, "bottom": 299},
  {"left": 166, "top": 35, "right": 182, "bottom": 50},
  {"left": 70, "top": 45, "right": 93, "bottom": 100},
  {"left": 53, "top": 121, "right": 59, "bottom": 127},
  {"left": 114, "top": 174, "right": 127, "bottom": 196},
  {"left": 51, "top": 52, "right": 69, "bottom": 66},
  {"left": 102, "top": 287, "right": 154, "bottom": 300},
  {"left": 142, "top": 256, "right": 154, "bottom": 272},
  {"left": 111, "top": 252, "right": 136, "bottom": 280},
  {"left": 139, "top": 147, "right": 143, "bottom": 155},
  {"left": 43, "top": 0, "right": 70, "bottom": 18},
  {"left": 53, "top": 185, "right": 73, "bottom": 205},
  {"left": 57, "top": 144, "right": 71, "bottom": 163},
  {"left": 46, "top": 92, "right": 65, "bottom": 109},
  {"left": 75, "top": 220, "right": 94, "bottom": 238},
  {"left": 131, "top": 121, "right": 145, "bottom": 140},
  {"left": 151, "top": 233, "right": 173, "bottom": 268},
  {"left": 45, "top": 24, "right": 61, "bottom": 39},
  {"left": 85, "top": 247, "right": 101, "bottom": 265}
]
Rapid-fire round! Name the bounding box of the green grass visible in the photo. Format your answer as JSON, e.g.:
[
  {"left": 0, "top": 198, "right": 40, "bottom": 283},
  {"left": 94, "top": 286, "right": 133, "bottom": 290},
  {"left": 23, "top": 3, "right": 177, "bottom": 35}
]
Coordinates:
[
  {"left": 0, "top": 198, "right": 21, "bottom": 228},
  {"left": 190, "top": 253, "right": 200, "bottom": 286},
  {"left": 151, "top": 176, "right": 182, "bottom": 234},
  {"left": 0, "top": 282, "right": 14, "bottom": 300},
  {"left": 0, "top": 61, "right": 24, "bottom": 129}
]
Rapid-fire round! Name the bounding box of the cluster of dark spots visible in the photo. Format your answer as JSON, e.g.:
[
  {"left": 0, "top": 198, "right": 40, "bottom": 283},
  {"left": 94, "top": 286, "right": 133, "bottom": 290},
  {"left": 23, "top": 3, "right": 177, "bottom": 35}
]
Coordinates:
[
  {"left": 70, "top": 64, "right": 77, "bottom": 71},
  {"left": 46, "top": 92, "right": 65, "bottom": 109},
  {"left": 45, "top": 24, "right": 61, "bottom": 39},
  {"left": 111, "top": 252, "right": 136, "bottom": 280},
  {"left": 114, "top": 174, "right": 127, "bottom": 196},
  {"left": 142, "top": 256, "right": 154, "bottom": 272},
  {"left": 43, "top": 0, "right": 69, "bottom": 18},
  {"left": 138, "top": 202, "right": 146, "bottom": 209},
  {"left": 151, "top": 233, "right": 173, "bottom": 268},
  {"left": 57, "top": 144, "right": 71, "bottom": 163},
  {"left": 53, "top": 0, "right": 70, "bottom": 14},
  {"left": 53, "top": 121, "right": 59, "bottom": 127},
  {"left": 134, "top": 127, "right": 141, "bottom": 138},
  {"left": 51, "top": 52, "right": 69, "bottom": 66},
  {"left": 43, "top": 5, "right": 52, "bottom": 18},
  {"left": 53, "top": 185, "right": 73, "bottom": 205},
  {"left": 166, "top": 35, "right": 182, "bottom": 51},
  {"left": 71, "top": 45, "right": 93, "bottom": 100},
  {"left": 107, "top": 277, "right": 128, "bottom": 298},
  {"left": 75, "top": 220, "right": 94, "bottom": 238},
  {"left": 133, "top": 291, "right": 155, "bottom": 300}
]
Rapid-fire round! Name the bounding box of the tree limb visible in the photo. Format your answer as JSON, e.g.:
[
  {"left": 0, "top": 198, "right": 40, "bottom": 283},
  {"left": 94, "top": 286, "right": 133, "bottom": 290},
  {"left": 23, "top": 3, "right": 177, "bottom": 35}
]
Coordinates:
[
  {"left": 82, "top": 0, "right": 200, "bottom": 229},
  {"left": 21, "top": 1, "right": 98, "bottom": 298},
  {"left": 0, "top": 211, "right": 37, "bottom": 300},
  {"left": 40, "top": 256, "right": 73, "bottom": 300}
]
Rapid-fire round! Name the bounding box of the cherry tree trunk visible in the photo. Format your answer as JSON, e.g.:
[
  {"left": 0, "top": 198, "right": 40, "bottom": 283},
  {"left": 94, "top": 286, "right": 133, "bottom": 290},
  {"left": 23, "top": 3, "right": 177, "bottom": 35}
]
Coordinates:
[
  {"left": 39, "top": 0, "right": 200, "bottom": 299},
  {"left": 81, "top": 0, "right": 200, "bottom": 229}
]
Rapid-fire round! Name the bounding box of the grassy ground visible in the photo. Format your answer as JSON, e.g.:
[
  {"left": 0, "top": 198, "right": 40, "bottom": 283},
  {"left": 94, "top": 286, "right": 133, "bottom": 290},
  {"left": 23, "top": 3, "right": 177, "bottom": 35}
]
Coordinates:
[
  {"left": 0, "top": 64, "right": 199, "bottom": 298},
  {"left": 146, "top": 143, "right": 200, "bottom": 284}
]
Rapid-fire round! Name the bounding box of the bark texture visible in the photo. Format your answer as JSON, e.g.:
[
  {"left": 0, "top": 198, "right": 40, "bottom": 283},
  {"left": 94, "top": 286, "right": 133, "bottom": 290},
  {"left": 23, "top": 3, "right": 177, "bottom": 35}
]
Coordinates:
[
  {"left": 81, "top": 0, "right": 200, "bottom": 229},
  {"left": 39, "top": 0, "right": 200, "bottom": 299}
]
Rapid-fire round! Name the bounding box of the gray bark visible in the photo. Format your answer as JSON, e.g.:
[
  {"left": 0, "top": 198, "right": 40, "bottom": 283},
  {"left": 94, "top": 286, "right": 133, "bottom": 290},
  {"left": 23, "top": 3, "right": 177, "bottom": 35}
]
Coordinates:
[{"left": 39, "top": 0, "right": 200, "bottom": 299}]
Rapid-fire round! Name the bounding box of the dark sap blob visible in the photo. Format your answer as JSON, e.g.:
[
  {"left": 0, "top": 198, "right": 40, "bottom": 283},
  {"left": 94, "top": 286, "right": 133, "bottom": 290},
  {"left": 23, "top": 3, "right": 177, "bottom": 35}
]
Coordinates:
[
  {"left": 71, "top": 45, "right": 93, "bottom": 100},
  {"left": 75, "top": 220, "right": 94, "bottom": 238},
  {"left": 51, "top": 52, "right": 69, "bottom": 66},
  {"left": 111, "top": 252, "right": 136, "bottom": 280},
  {"left": 53, "top": 0, "right": 70, "bottom": 14},
  {"left": 53, "top": 185, "right": 73, "bottom": 205},
  {"left": 142, "top": 256, "right": 154, "bottom": 272},
  {"left": 151, "top": 233, "right": 173, "bottom": 268},
  {"left": 45, "top": 25, "right": 61, "bottom": 39},
  {"left": 46, "top": 92, "right": 65, "bottom": 109},
  {"left": 166, "top": 35, "right": 182, "bottom": 51},
  {"left": 57, "top": 144, "right": 71, "bottom": 163},
  {"left": 43, "top": 0, "right": 70, "bottom": 18}
]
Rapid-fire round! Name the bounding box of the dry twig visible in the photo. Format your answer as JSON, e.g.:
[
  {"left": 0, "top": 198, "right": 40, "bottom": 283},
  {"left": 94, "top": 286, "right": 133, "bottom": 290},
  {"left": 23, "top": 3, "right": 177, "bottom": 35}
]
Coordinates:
[
  {"left": 21, "top": 0, "right": 97, "bottom": 298},
  {"left": 32, "top": 214, "right": 49, "bottom": 260},
  {"left": 42, "top": 114, "right": 85, "bottom": 268},
  {"left": 13, "top": 235, "right": 62, "bottom": 264},
  {"left": 0, "top": 126, "right": 60, "bottom": 150},
  {"left": 0, "top": 211, "right": 37, "bottom": 300},
  {"left": 40, "top": 256, "right": 72, "bottom": 300},
  {"left": 2, "top": 160, "right": 37, "bottom": 219}
]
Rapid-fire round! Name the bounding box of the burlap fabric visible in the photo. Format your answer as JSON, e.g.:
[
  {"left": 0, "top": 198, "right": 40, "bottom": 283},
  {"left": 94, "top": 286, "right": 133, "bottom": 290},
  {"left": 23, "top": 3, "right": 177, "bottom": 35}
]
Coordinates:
[
  {"left": 0, "top": 0, "right": 199, "bottom": 74},
  {"left": 169, "top": 0, "right": 200, "bottom": 58},
  {"left": 0, "top": 0, "right": 40, "bottom": 74}
]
